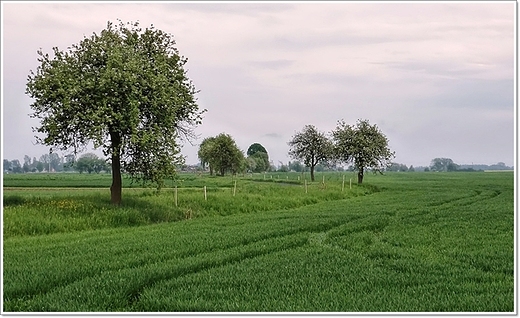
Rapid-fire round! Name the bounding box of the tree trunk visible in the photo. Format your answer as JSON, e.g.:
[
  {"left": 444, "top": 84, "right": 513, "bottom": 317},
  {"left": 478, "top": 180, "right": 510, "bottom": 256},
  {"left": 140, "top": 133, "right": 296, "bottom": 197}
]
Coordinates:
[
  {"left": 310, "top": 165, "right": 315, "bottom": 182},
  {"left": 358, "top": 168, "right": 364, "bottom": 184},
  {"left": 110, "top": 131, "right": 122, "bottom": 205}
]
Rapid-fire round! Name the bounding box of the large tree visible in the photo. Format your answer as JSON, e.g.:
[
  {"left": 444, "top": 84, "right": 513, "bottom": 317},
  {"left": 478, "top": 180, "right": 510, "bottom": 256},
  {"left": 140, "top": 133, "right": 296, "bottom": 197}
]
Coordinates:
[
  {"left": 26, "top": 20, "right": 205, "bottom": 204},
  {"left": 332, "top": 119, "right": 394, "bottom": 184},
  {"left": 287, "top": 125, "right": 332, "bottom": 182}
]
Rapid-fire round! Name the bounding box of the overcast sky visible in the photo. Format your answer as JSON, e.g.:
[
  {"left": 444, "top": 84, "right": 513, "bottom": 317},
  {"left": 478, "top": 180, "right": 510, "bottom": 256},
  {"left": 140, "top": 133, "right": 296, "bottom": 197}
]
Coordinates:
[{"left": 1, "top": 1, "right": 516, "bottom": 168}]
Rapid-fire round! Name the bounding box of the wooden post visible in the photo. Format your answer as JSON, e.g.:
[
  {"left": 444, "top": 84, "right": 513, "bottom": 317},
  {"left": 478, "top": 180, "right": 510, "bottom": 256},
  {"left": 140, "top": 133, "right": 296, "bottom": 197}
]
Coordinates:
[
  {"left": 233, "top": 180, "right": 237, "bottom": 197},
  {"left": 305, "top": 179, "right": 308, "bottom": 194},
  {"left": 350, "top": 178, "right": 352, "bottom": 189},
  {"left": 175, "top": 186, "right": 178, "bottom": 207},
  {"left": 204, "top": 186, "right": 207, "bottom": 201},
  {"left": 342, "top": 175, "right": 345, "bottom": 192}
]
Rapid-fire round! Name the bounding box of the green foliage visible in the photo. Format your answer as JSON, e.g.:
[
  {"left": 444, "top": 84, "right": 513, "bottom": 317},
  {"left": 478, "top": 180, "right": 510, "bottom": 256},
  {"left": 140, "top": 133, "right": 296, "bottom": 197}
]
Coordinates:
[
  {"left": 288, "top": 160, "right": 305, "bottom": 172},
  {"left": 288, "top": 125, "right": 332, "bottom": 181},
  {"left": 246, "top": 143, "right": 269, "bottom": 172},
  {"left": 332, "top": 119, "right": 395, "bottom": 183},
  {"left": 197, "top": 137, "right": 216, "bottom": 174},
  {"left": 430, "top": 158, "right": 459, "bottom": 172},
  {"left": 248, "top": 151, "right": 269, "bottom": 172},
  {"left": 26, "top": 20, "right": 205, "bottom": 202},
  {"left": 199, "top": 133, "right": 245, "bottom": 176},
  {"left": 74, "top": 153, "right": 109, "bottom": 174},
  {"left": 246, "top": 143, "right": 268, "bottom": 157},
  {"left": 5, "top": 160, "right": 22, "bottom": 173},
  {"left": 387, "top": 162, "right": 410, "bottom": 172}
]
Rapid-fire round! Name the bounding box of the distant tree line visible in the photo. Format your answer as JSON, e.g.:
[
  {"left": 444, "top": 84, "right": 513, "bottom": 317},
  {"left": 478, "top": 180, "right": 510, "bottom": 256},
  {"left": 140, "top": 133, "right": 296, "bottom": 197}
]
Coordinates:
[
  {"left": 3, "top": 153, "right": 110, "bottom": 174},
  {"left": 424, "top": 158, "right": 512, "bottom": 172},
  {"left": 198, "top": 119, "right": 395, "bottom": 184},
  {"left": 372, "top": 159, "right": 512, "bottom": 173},
  {"left": 386, "top": 163, "right": 415, "bottom": 172},
  {"left": 344, "top": 158, "right": 513, "bottom": 173}
]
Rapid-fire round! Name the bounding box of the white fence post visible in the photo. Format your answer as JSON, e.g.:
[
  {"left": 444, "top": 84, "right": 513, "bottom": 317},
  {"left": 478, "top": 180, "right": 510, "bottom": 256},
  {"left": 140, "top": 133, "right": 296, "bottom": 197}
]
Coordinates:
[{"left": 174, "top": 186, "right": 178, "bottom": 207}]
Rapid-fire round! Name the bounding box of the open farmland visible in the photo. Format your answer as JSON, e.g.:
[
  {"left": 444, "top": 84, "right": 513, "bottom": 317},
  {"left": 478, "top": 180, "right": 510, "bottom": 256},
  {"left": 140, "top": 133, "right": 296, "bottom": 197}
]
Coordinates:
[{"left": 2, "top": 171, "right": 514, "bottom": 312}]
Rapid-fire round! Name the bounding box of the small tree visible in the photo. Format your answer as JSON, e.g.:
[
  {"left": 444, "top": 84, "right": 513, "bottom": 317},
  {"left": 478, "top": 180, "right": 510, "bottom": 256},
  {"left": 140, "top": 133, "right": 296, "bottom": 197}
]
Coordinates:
[
  {"left": 288, "top": 161, "right": 304, "bottom": 173},
  {"left": 249, "top": 151, "right": 269, "bottom": 173},
  {"left": 245, "top": 157, "right": 257, "bottom": 173},
  {"left": 10, "top": 160, "right": 23, "bottom": 173},
  {"left": 36, "top": 161, "right": 44, "bottom": 173},
  {"left": 198, "top": 137, "right": 216, "bottom": 175},
  {"left": 430, "top": 158, "right": 458, "bottom": 172},
  {"left": 278, "top": 162, "right": 289, "bottom": 172},
  {"left": 332, "top": 119, "right": 394, "bottom": 184},
  {"left": 63, "top": 154, "right": 75, "bottom": 172},
  {"left": 246, "top": 143, "right": 269, "bottom": 172},
  {"left": 26, "top": 20, "right": 204, "bottom": 204},
  {"left": 3, "top": 159, "right": 12, "bottom": 172},
  {"left": 204, "top": 133, "right": 244, "bottom": 176},
  {"left": 39, "top": 154, "right": 50, "bottom": 172},
  {"left": 22, "top": 156, "right": 31, "bottom": 173},
  {"left": 75, "top": 153, "right": 107, "bottom": 174},
  {"left": 288, "top": 125, "right": 332, "bottom": 182},
  {"left": 247, "top": 143, "right": 268, "bottom": 157}
]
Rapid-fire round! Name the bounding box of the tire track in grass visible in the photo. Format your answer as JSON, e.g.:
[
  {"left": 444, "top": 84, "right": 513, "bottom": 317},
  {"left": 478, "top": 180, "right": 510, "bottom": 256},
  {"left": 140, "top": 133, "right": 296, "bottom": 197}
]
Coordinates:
[
  {"left": 427, "top": 191, "right": 480, "bottom": 207},
  {"left": 5, "top": 209, "right": 357, "bottom": 311},
  {"left": 123, "top": 214, "right": 361, "bottom": 310},
  {"left": 124, "top": 233, "right": 310, "bottom": 309},
  {"left": 2, "top": 208, "right": 333, "bottom": 303},
  {"left": 127, "top": 217, "right": 369, "bottom": 311},
  {"left": 400, "top": 189, "right": 502, "bottom": 227},
  {"left": 427, "top": 189, "right": 501, "bottom": 208},
  {"left": 12, "top": 233, "right": 309, "bottom": 311}
]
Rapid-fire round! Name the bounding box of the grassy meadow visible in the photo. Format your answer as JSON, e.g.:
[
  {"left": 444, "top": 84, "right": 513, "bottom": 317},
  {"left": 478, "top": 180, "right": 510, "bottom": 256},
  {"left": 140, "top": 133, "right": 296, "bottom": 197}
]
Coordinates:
[{"left": 2, "top": 171, "right": 515, "bottom": 312}]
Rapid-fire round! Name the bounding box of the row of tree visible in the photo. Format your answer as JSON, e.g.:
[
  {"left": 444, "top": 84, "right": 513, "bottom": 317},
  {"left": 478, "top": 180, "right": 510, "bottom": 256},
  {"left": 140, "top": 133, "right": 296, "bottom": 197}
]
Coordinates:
[
  {"left": 21, "top": 20, "right": 510, "bottom": 205},
  {"left": 4, "top": 154, "right": 72, "bottom": 173},
  {"left": 196, "top": 119, "right": 394, "bottom": 184},
  {"left": 3, "top": 153, "right": 109, "bottom": 174},
  {"left": 287, "top": 119, "right": 394, "bottom": 183}
]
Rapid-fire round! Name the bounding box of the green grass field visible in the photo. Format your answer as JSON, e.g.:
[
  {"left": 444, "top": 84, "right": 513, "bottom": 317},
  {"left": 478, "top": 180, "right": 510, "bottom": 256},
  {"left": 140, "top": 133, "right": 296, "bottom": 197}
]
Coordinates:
[{"left": 2, "top": 171, "right": 515, "bottom": 312}]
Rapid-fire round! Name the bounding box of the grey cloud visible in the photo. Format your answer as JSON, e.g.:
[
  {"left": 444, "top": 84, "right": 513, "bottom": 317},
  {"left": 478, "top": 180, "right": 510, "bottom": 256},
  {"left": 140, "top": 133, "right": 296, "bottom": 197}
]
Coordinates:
[
  {"left": 247, "top": 59, "right": 294, "bottom": 70},
  {"left": 406, "top": 78, "right": 514, "bottom": 111},
  {"left": 381, "top": 60, "right": 511, "bottom": 80},
  {"left": 2, "top": 2, "right": 514, "bottom": 168},
  {"left": 263, "top": 133, "right": 283, "bottom": 139},
  {"left": 157, "top": 2, "right": 296, "bottom": 17},
  {"left": 269, "top": 32, "right": 434, "bottom": 51}
]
